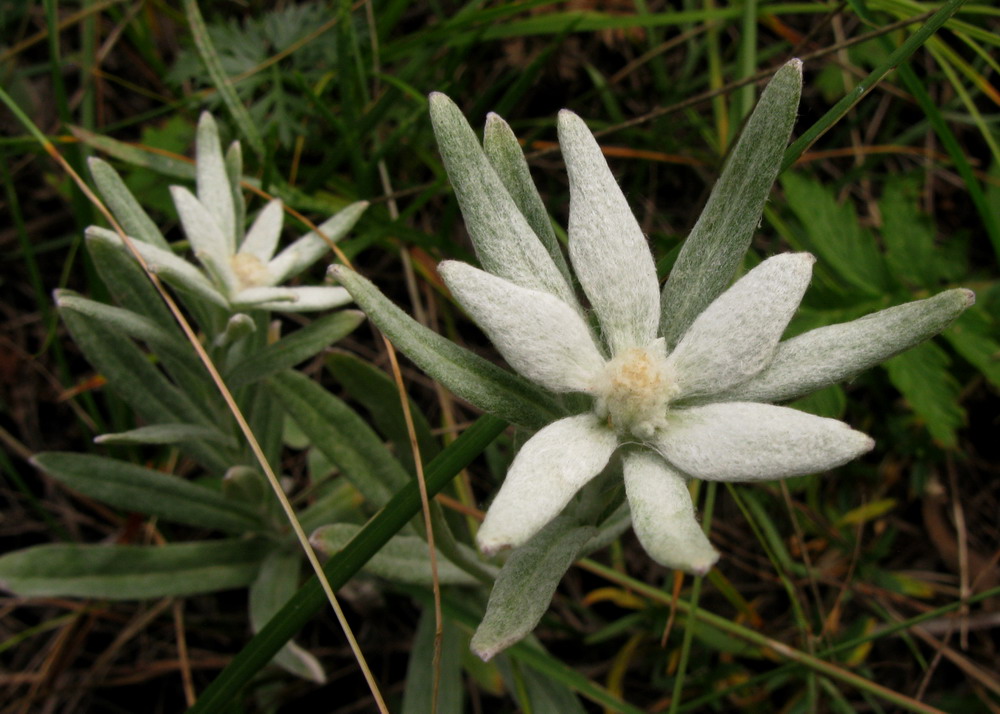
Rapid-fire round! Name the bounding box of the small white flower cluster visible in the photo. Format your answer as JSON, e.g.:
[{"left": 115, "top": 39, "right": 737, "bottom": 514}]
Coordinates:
[
  {"left": 430, "top": 63, "right": 973, "bottom": 574},
  {"left": 88, "top": 113, "right": 366, "bottom": 314}
]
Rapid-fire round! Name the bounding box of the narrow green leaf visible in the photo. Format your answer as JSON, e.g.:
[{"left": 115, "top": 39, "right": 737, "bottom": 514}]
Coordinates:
[
  {"left": 267, "top": 370, "right": 410, "bottom": 508},
  {"left": 185, "top": 415, "right": 507, "bottom": 714},
  {"left": 884, "top": 341, "right": 965, "bottom": 448},
  {"left": 406, "top": 585, "right": 646, "bottom": 714},
  {"left": 86, "top": 226, "right": 229, "bottom": 309},
  {"left": 331, "top": 265, "right": 560, "bottom": 428},
  {"left": 225, "top": 311, "right": 365, "bottom": 389},
  {"left": 86, "top": 230, "right": 181, "bottom": 331},
  {"left": 33, "top": 452, "right": 260, "bottom": 533},
  {"left": 59, "top": 298, "right": 227, "bottom": 454},
  {"left": 72, "top": 125, "right": 197, "bottom": 180},
  {"left": 56, "top": 290, "right": 206, "bottom": 388},
  {"left": 249, "top": 548, "right": 325, "bottom": 683},
  {"left": 0, "top": 539, "right": 267, "bottom": 599},
  {"left": 182, "top": 0, "right": 265, "bottom": 158},
  {"left": 471, "top": 517, "right": 596, "bottom": 661},
  {"left": 325, "top": 349, "right": 439, "bottom": 474},
  {"left": 311, "top": 524, "right": 480, "bottom": 586},
  {"left": 495, "top": 653, "right": 589, "bottom": 714},
  {"left": 482, "top": 113, "right": 572, "bottom": 286},
  {"left": 88, "top": 157, "right": 170, "bottom": 250},
  {"left": 94, "top": 423, "right": 235, "bottom": 447},
  {"left": 402, "top": 607, "right": 466, "bottom": 714},
  {"left": 660, "top": 59, "right": 802, "bottom": 346}
]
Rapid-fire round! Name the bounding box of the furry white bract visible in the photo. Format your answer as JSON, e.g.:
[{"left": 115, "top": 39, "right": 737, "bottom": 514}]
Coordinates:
[
  {"left": 560, "top": 110, "right": 660, "bottom": 355},
  {"left": 623, "top": 451, "right": 718, "bottom": 575},
  {"left": 476, "top": 414, "right": 618, "bottom": 555}
]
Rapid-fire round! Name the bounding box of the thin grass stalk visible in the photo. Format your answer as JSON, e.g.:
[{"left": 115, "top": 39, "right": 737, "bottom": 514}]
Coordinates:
[
  {"left": 581, "top": 559, "right": 984, "bottom": 714},
  {"left": 667, "top": 481, "right": 715, "bottom": 714}
]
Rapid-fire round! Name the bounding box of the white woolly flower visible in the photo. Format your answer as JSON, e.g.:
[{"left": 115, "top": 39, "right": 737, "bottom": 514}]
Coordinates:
[
  {"left": 439, "top": 109, "right": 878, "bottom": 575},
  {"left": 87, "top": 113, "right": 366, "bottom": 314}
]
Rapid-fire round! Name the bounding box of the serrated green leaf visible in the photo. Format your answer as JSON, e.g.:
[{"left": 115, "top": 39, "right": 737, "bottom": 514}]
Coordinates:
[
  {"left": 780, "top": 173, "right": 889, "bottom": 296},
  {"left": 884, "top": 341, "right": 965, "bottom": 447},
  {"left": 879, "top": 177, "right": 939, "bottom": 287},
  {"left": 0, "top": 539, "right": 267, "bottom": 599},
  {"left": 331, "top": 265, "right": 560, "bottom": 429},
  {"left": 267, "top": 370, "right": 410, "bottom": 508},
  {"left": 33, "top": 452, "right": 261, "bottom": 533},
  {"left": 660, "top": 60, "right": 802, "bottom": 345},
  {"left": 402, "top": 607, "right": 466, "bottom": 714},
  {"left": 224, "top": 310, "right": 365, "bottom": 389},
  {"left": 944, "top": 305, "right": 1000, "bottom": 390},
  {"left": 249, "top": 548, "right": 325, "bottom": 683},
  {"left": 311, "top": 523, "right": 479, "bottom": 586},
  {"left": 471, "top": 517, "right": 595, "bottom": 661}
]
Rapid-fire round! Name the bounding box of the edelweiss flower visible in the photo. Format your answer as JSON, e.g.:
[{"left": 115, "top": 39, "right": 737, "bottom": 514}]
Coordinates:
[
  {"left": 436, "top": 100, "right": 973, "bottom": 575},
  {"left": 87, "top": 113, "right": 366, "bottom": 314}
]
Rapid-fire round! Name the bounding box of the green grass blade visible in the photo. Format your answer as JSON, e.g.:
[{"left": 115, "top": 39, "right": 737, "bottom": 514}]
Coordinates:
[{"left": 781, "top": 0, "right": 970, "bottom": 170}]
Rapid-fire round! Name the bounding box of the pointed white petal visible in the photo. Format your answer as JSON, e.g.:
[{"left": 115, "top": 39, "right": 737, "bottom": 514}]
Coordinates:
[
  {"left": 236, "top": 286, "right": 352, "bottom": 312},
  {"left": 239, "top": 199, "right": 284, "bottom": 262},
  {"left": 623, "top": 451, "right": 719, "bottom": 574},
  {"left": 654, "top": 402, "right": 874, "bottom": 481},
  {"left": 559, "top": 109, "right": 659, "bottom": 354},
  {"left": 195, "top": 113, "right": 236, "bottom": 253},
  {"left": 666, "top": 253, "right": 814, "bottom": 399},
  {"left": 440, "top": 260, "right": 605, "bottom": 393},
  {"left": 170, "top": 185, "right": 237, "bottom": 293},
  {"left": 85, "top": 226, "right": 228, "bottom": 308},
  {"left": 430, "top": 94, "right": 581, "bottom": 311},
  {"left": 713, "top": 288, "right": 976, "bottom": 404},
  {"left": 268, "top": 201, "right": 368, "bottom": 284},
  {"left": 477, "top": 414, "right": 618, "bottom": 554}
]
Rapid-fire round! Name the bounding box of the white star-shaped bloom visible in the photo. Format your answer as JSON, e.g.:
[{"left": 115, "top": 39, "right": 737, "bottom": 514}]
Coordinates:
[
  {"left": 439, "top": 109, "right": 880, "bottom": 574},
  {"left": 87, "top": 113, "right": 366, "bottom": 314}
]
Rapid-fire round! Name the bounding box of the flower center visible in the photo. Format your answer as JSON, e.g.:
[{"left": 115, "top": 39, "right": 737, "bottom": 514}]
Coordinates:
[
  {"left": 592, "top": 344, "right": 676, "bottom": 440},
  {"left": 231, "top": 253, "right": 270, "bottom": 290}
]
